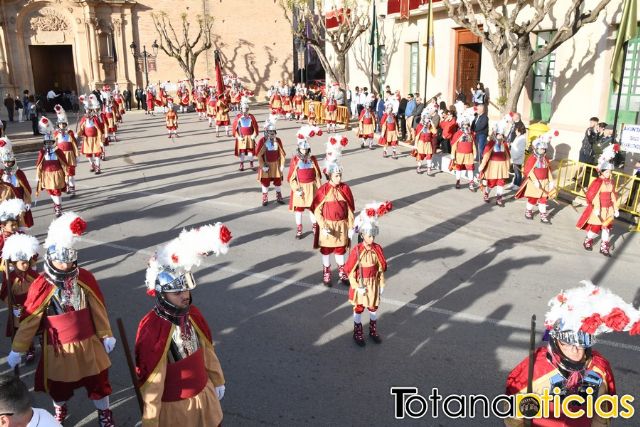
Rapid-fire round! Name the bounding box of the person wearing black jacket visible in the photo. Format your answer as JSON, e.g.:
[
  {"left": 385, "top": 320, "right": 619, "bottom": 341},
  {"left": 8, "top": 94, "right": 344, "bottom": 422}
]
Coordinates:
[
  {"left": 412, "top": 97, "right": 425, "bottom": 134},
  {"left": 471, "top": 104, "right": 489, "bottom": 161},
  {"left": 135, "top": 86, "right": 144, "bottom": 110},
  {"left": 123, "top": 88, "right": 132, "bottom": 111},
  {"left": 397, "top": 96, "right": 408, "bottom": 141}
]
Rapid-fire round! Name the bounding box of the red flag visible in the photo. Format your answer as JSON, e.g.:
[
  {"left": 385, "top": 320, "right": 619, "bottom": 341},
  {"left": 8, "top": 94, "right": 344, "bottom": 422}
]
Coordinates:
[
  {"left": 214, "top": 50, "right": 224, "bottom": 97},
  {"left": 399, "top": 0, "right": 410, "bottom": 19}
]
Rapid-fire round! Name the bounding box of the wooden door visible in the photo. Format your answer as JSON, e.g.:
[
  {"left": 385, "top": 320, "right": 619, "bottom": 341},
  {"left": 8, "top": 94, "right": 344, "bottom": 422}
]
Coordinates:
[{"left": 457, "top": 44, "right": 481, "bottom": 97}]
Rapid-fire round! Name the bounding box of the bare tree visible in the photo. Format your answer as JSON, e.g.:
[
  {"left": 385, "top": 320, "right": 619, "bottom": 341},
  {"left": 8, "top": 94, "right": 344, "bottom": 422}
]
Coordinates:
[
  {"left": 279, "top": 0, "right": 371, "bottom": 88},
  {"left": 152, "top": 12, "right": 214, "bottom": 85},
  {"left": 441, "top": 0, "right": 610, "bottom": 113}
]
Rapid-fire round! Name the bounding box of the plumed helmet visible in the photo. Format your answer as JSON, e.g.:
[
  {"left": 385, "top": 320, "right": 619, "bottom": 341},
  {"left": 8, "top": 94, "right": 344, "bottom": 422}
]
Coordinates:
[
  {"left": 350, "top": 201, "right": 393, "bottom": 239},
  {"left": 54, "top": 104, "right": 68, "bottom": 125},
  {"left": 296, "top": 125, "right": 323, "bottom": 154},
  {"left": 43, "top": 212, "right": 87, "bottom": 287},
  {"left": 2, "top": 233, "right": 40, "bottom": 262},
  {"left": 0, "top": 137, "right": 15, "bottom": 163},
  {"left": 597, "top": 144, "right": 621, "bottom": 172},
  {"left": 0, "top": 198, "right": 26, "bottom": 223}
]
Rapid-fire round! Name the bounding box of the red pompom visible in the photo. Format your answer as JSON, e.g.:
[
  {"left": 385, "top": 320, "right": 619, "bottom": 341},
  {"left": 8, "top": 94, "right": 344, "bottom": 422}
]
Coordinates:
[
  {"left": 146, "top": 288, "right": 156, "bottom": 297},
  {"left": 385, "top": 201, "right": 393, "bottom": 212},
  {"left": 317, "top": 130, "right": 323, "bottom": 136},
  {"left": 171, "top": 254, "right": 179, "bottom": 264},
  {"left": 309, "top": 131, "right": 315, "bottom": 137},
  {"left": 69, "top": 217, "right": 87, "bottom": 235},
  {"left": 0, "top": 141, "right": 5, "bottom": 148},
  {"left": 613, "top": 144, "right": 620, "bottom": 153},
  {"left": 556, "top": 293, "right": 567, "bottom": 304},
  {"left": 553, "top": 130, "right": 559, "bottom": 137},
  {"left": 591, "top": 288, "right": 600, "bottom": 296},
  {"left": 580, "top": 313, "right": 603, "bottom": 334},
  {"left": 42, "top": 117, "right": 49, "bottom": 124},
  {"left": 219, "top": 225, "right": 233, "bottom": 244},
  {"left": 630, "top": 321, "right": 640, "bottom": 336},
  {"left": 603, "top": 308, "right": 630, "bottom": 331},
  {"left": 377, "top": 205, "right": 387, "bottom": 216},
  {"left": 297, "top": 133, "right": 304, "bottom": 139},
  {"left": 330, "top": 137, "right": 337, "bottom": 145},
  {"left": 366, "top": 208, "right": 376, "bottom": 217},
  {"left": 340, "top": 137, "right": 348, "bottom": 147}
]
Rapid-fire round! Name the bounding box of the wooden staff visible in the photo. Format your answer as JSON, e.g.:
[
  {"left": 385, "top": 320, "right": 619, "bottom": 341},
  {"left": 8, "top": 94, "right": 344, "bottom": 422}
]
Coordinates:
[
  {"left": 525, "top": 314, "right": 537, "bottom": 427},
  {"left": 117, "top": 318, "right": 144, "bottom": 414}
]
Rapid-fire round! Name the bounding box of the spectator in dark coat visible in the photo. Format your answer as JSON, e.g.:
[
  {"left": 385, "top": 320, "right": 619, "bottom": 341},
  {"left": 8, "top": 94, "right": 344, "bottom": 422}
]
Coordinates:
[
  {"left": 135, "top": 87, "right": 145, "bottom": 110},
  {"left": 397, "top": 96, "right": 408, "bottom": 141},
  {"left": 4, "top": 94, "right": 14, "bottom": 122},
  {"left": 123, "top": 88, "right": 132, "bottom": 111},
  {"left": 471, "top": 104, "right": 489, "bottom": 161}
]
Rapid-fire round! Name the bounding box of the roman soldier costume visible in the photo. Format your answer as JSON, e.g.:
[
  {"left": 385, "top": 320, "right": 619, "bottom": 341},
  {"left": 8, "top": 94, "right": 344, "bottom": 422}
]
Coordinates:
[
  {"left": 324, "top": 93, "right": 338, "bottom": 133},
  {"left": 307, "top": 103, "right": 317, "bottom": 126},
  {"left": 165, "top": 97, "right": 179, "bottom": 139},
  {"left": 505, "top": 281, "right": 640, "bottom": 426},
  {"left": 78, "top": 94, "right": 105, "bottom": 174},
  {"left": 177, "top": 81, "right": 191, "bottom": 113},
  {"left": 379, "top": 102, "right": 399, "bottom": 159},
  {"left": 287, "top": 126, "right": 323, "bottom": 239},
  {"left": 515, "top": 130, "right": 559, "bottom": 224},
  {"left": 53, "top": 105, "right": 79, "bottom": 198},
  {"left": 215, "top": 96, "right": 230, "bottom": 137},
  {"left": 0, "top": 138, "right": 33, "bottom": 227},
  {"left": 478, "top": 121, "right": 511, "bottom": 206},
  {"left": 281, "top": 93, "right": 293, "bottom": 120},
  {"left": 136, "top": 223, "right": 231, "bottom": 427},
  {"left": 256, "top": 117, "right": 287, "bottom": 206},
  {"left": 344, "top": 201, "right": 391, "bottom": 347},
  {"left": 311, "top": 148, "right": 355, "bottom": 287},
  {"left": 7, "top": 213, "right": 117, "bottom": 426},
  {"left": 101, "top": 89, "right": 117, "bottom": 144},
  {"left": 231, "top": 102, "right": 259, "bottom": 171},
  {"left": 146, "top": 86, "right": 156, "bottom": 116},
  {"left": 412, "top": 110, "right": 437, "bottom": 175},
  {"left": 269, "top": 87, "right": 283, "bottom": 115},
  {"left": 1, "top": 233, "right": 40, "bottom": 361},
  {"left": 293, "top": 90, "right": 305, "bottom": 121},
  {"left": 357, "top": 106, "right": 376, "bottom": 149},
  {"left": 450, "top": 108, "right": 477, "bottom": 191},
  {"left": 0, "top": 198, "right": 26, "bottom": 255},
  {"left": 36, "top": 118, "right": 69, "bottom": 217},
  {"left": 576, "top": 145, "right": 621, "bottom": 257},
  {"left": 206, "top": 93, "right": 217, "bottom": 127}
]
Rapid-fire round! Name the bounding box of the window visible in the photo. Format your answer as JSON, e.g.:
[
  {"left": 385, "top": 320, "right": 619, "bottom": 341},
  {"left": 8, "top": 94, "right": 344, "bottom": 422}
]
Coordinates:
[
  {"left": 409, "top": 42, "right": 419, "bottom": 94},
  {"left": 607, "top": 30, "right": 640, "bottom": 127},
  {"left": 531, "top": 31, "right": 556, "bottom": 122}
]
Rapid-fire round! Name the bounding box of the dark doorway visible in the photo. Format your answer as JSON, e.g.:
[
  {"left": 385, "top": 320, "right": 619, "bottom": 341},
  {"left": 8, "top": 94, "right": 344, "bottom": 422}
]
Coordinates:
[
  {"left": 29, "top": 45, "right": 77, "bottom": 110},
  {"left": 454, "top": 29, "right": 482, "bottom": 104}
]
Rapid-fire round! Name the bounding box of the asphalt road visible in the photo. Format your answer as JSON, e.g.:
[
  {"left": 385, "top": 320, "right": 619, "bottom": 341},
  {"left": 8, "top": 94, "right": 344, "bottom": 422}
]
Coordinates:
[{"left": 1, "top": 107, "right": 638, "bottom": 426}]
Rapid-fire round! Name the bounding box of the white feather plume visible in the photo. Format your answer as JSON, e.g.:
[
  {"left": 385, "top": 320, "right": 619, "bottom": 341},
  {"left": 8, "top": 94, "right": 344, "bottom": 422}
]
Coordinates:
[
  {"left": 2, "top": 233, "right": 40, "bottom": 261},
  {"left": 43, "top": 212, "right": 86, "bottom": 250},
  {"left": 0, "top": 198, "right": 26, "bottom": 220}
]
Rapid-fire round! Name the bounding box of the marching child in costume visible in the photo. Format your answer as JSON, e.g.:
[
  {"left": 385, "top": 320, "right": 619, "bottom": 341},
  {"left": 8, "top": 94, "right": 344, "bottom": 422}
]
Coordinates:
[
  {"left": 345, "top": 201, "right": 391, "bottom": 347},
  {"left": 101, "top": 93, "right": 117, "bottom": 144},
  {"left": 322, "top": 135, "right": 348, "bottom": 179},
  {"left": 177, "top": 80, "right": 191, "bottom": 113},
  {"left": 281, "top": 93, "right": 293, "bottom": 120},
  {"left": 78, "top": 94, "right": 105, "bottom": 174},
  {"left": 0, "top": 199, "right": 27, "bottom": 252},
  {"left": 0, "top": 138, "right": 33, "bottom": 227},
  {"left": 215, "top": 95, "right": 231, "bottom": 137},
  {"left": 1, "top": 233, "right": 40, "bottom": 362},
  {"left": 311, "top": 152, "right": 355, "bottom": 287},
  {"left": 54, "top": 105, "right": 79, "bottom": 198},
  {"left": 413, "top": 110, "right": 437, "bottom": 175},
  {"left": 136, "top": 223, "right": 231, "bottom": 427},
  {"left": 505, "top": 281, "right": 639, "bottom": 426},
  {"left": 515, "top": 130, "right": 559, "bottom": 223},
  {"left": 478, "top": 120, "right": 511, "bottom": 206},
  {"left": 357, "top": 105, "right": 376, "bottom": 149},
  {"left": 231, "top": 102, "right": 259, "bottom": 171},
  {"left": 576, "top": 144, "right": 621, "bottom": 257},
  {"left": 206, "top": 92, "right": 217, "bottom": 128},
  {"left": 146, "top": 86, "right": 156, "bottom": 116},
  {"left": 287, "top": 126, "right": 323, "bottom": 239},
  {"left": 269, "top": 86, "right": 283, "bottom": 116},
  {"left": 256, "top": 117, "right": 286, "bottom": 206},
  {"left": 165, "top": 97, "right": 179, "bottom": 139},
  {"left": 293, "top": 90, "right": 305, "bottom": 121},
  {"left": 6, "top": 213, "right": 117, "bottom": 426},
  {"left": 36, "top": 118, "right": 69, "bottom": 217},
  {"left": 324, "top": 92, "right": 338, "bottom": 133},
  {"left": 450, "top": 109, "right": 477, "bottom": 191},
  {"left": 308, "top": 103, "right": 317, "bottom": 126},
  {"left": 379, "top": 102, "right": 399, "bottom": 159}
]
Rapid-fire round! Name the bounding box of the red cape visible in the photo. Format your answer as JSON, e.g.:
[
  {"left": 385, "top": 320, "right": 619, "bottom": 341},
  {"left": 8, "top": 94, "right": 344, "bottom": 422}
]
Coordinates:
[
  {"left": 515, "top": 155, "right": 551, "bottom": 199},
  {"left": 575, "top": 178, "right": 617, "bottom": 229},
  {"left": 36, "top": 148, "right": 69, "bottom": 170},
  {"left": 135, "top": 305, "right": 212, "bottom": 386},
  {"left": 231, "top": 114, "right": 259, "bottom": 157},
  {"left": 344, "top": 242, "right": 387, "bottom": 276},
  {"left": 478, "top": 139, "right": 510, "bottom": 175}
]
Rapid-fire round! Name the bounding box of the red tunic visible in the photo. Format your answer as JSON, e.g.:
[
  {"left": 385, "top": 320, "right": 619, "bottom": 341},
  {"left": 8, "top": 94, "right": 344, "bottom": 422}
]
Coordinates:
[
  {"left": 575, "top": 178, "right": 618, "bottom": 230},
  {"left": 310, "top": 182, "right": 355, "bottom": 249}
]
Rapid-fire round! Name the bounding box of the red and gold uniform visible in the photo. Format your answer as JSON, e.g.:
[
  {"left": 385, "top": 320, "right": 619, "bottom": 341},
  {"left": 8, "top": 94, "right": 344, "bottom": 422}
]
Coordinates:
[
  {"left": 293, "top": 93, "right": 305, "bottom": 120},
  {"left": 576, "top": 175, "right": 619, "bottom": 255},
  {"left": 206, "top": 95, "right": 217, "bottom": 119},
  {"left": 35, "top": 146, "right": 68, "bottom": 197},
  {"left": 12, "top": 268, "right": 113, "bottom": 403},
  {"left": 270, "top": 92, "right": 283, "bottom": 115},
  {"left": 281, "top": 95, "right": 293, "bottom": 118},
  {"left": 413, "top": 120, "right": 437, "bottom": 174},
  {"left": 505, "top": 347, "right": 616, "bottom": 427},
  {"left": 515, "top": 152, "right": 554, "bottom": 222},
  {"left": 135, "top": 306, "right": 225, "bottom": 427},
  {"left": 78, "top": 115, "right": 104, "bottom": 158},
  {"left": 345, "top": 242, "right": 386, "bottom": 313},
  {"left": 324, "top": 97, "right": 338, "bottom": 125},
  {"left": 3, "top": 169, "right": 33, "bottom": 227},
  {"left": 311, "top": 181, "right": 355, "bottom": 257},
  {"left": 358, "top": 108, "right": 376, "bottom": 149},
  {"left": 1, "top": 268, "right": 38, "bottom": 337},
  {"left": 146, "top": 89, "right": 156, "bottom": 114},
  {"left": 450, "top": 129, "right": 476, "bottom": 171},
  {"left": 215, "top": 98, "right": 229, "bottom": 126},
  {"left": 379, "top": 111, "right": 399, "bottom": 156},
  {"left": 195, "top": 89, "right": 207, "bottom": 115},
  {"left": 231, "top": 111, "right": 259, "bottom": 169},
  {"left": 288, "top": 155, "right": 321, "bottom": 212},
  {"left": 102, "top": 104, "right": 117, "bottom": 135},
  {"left": 256, "top": 136, "right": 286, "bottom": 204},
  {"left": 479, "top": 137, "right": 511, "bottom": 205},
  {"left": 165, "top": 109, "right": 178, "bottom": 132}
]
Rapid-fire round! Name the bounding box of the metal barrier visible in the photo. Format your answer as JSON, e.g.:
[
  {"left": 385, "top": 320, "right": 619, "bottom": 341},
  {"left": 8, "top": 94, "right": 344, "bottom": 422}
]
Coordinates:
[
  {"left": 555, "top": 160, "right": 640, "bottom": 231},
  {"left": 303, "top": 101, "right": 350, "bottom": 125}
]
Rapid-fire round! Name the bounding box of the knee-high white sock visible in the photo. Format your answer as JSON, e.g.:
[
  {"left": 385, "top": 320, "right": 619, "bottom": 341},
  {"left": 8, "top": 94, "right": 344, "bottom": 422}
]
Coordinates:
[
  {"left": 225, "top": 125, "right": 229, "bottom": 133},
  {"left": 602, "top": 228, "right": 611, "bottom": 242},
  {"left": 353, "top": 312, "right": 362, "bottom": 323},
  {"left": 240, "top": 153, "right": 245, "bottom": 162},
  {"left": 308, "top": 211, "right": 317, "bottom": 224},
  {"left": 455, "top": 170, "right": 461, "bottom": 180},
  {"left": 95, "top": 158, "right": 101, "bottom": 168},
  {"left": 322, "top": 255, "right": 330, "bottom": 267},
  {"left": 247, "top": 153, "right": 254, "bottom": 162},
  {"left": 51, "top": 195, "right": 61, "bottom": 205},
  {"left": 68, "top": 176, "right": 75, "bottom": 187},
  {"left": 93, "top": 396, "right": 109, "bottom": 410},
  {"left": 417, "top": 161, "right": 422, "bottom": 168},
  {"left": 538, "top": 203, "right": 547, "bottom": 214},
  {"left": 261, "top": 186, "right": 268, "bottom": 194},
  {"left": 496, "top": 186, "right": 504, "bottom": 196},
  {"left": 466, "top": 170, "right": 474, "bottom": 182},
  {"left": 426, "top": 159, "right": 433, "bottom": 168},
  {"left": 335, "top": 254, "right": 345, "bottom": 265},
  {"left": 526, "top": 202, "right": 534, "bottom": 211},
  {"left": 587, "top": 231, "right": 598, "bottom": 239},
  {"left": 295, "top": 211, "right": 302, "bottom": 225},
  {"left": 369, "top": 310, "right": 378, "bottom": 321}
]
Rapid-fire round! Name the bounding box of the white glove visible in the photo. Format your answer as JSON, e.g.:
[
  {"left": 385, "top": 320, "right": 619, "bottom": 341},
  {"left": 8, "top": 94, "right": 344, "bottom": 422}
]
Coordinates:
[
  {"left": 322, "top": 227, "right": 331, "bottom": 237},
  {"left": 614, "top": 211, "right": 620, "bottom": 218},
  {"left": 262, "top": 165, "right": 269, "bottom": 173},
  {"left": 380, "top": 288, "right": 385, "bottom": 295},
  {"left": 12, "top": 308, "right": 22, "bottom": 318},
  {"left": 7, "top": 351, "right": 22, "bottom": 369},
  {"left": 357, "top": 287, "right": 366, "bottom": 296},
  {"left": 534, "top": 180, "right": 541, "bottom": 189},
  {"left": 296, "top": 189, "right": 304, "bottom": 197},
  {"left": 102, "top": 337, "right": 116, "bottom": 354},
  {"left": 215, "top": 385, "right": 225, "bottom": 401}
]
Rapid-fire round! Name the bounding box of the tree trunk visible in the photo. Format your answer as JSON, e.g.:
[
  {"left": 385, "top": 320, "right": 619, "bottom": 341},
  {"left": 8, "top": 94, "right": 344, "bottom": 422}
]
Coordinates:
[
  {"left": 311, "top": 45, "right": 339, "bottom": 86},
  {"left": 336, "top": 52, "right": 347, "bottom": 88},
  {"left": 496, "top": 66, "right": 510, "bottom": 114},
  {"left": 505, "top": 58, "right": 532, "bottom": 115}
]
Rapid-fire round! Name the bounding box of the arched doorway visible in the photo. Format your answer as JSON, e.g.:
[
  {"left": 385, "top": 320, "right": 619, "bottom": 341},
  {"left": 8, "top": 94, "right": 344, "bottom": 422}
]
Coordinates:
[{"left": 29, "top": 44, "right": 77, "bottom": 110}]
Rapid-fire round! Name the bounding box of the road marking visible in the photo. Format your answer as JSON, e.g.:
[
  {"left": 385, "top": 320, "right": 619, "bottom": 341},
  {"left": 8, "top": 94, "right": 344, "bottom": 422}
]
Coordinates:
[{"left": 82, "top": 237, "right": 640, "bottom": 353}]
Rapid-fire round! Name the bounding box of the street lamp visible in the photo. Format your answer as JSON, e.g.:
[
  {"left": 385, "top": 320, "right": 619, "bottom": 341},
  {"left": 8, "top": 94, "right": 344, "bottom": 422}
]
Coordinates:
[
  {"left": 295, "top": 37, "right": 306, "bottom": 84},
  {"left": 130, "top": 40, "right": 159, "bottom": 89}
]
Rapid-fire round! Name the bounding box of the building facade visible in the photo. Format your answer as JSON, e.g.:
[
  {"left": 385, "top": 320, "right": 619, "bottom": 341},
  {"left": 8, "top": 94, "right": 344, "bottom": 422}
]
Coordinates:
[
  {"left": 331, "top": 0, "right": 640, "bottom": 161},
  {"left": 0, "top": 0, "right": 293, "bottom": 99}
]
